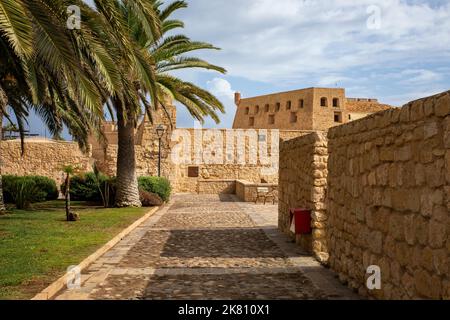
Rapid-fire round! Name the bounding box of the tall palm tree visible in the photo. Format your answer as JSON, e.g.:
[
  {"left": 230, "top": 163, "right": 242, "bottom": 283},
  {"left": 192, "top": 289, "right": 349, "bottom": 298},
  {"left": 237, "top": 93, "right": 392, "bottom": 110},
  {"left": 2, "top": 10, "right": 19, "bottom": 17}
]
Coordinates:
[
  {"left": 88, "top": 0, "right": 163, "bottom": 207},
  {"left": 110, "top": 0, "right": 226, "bottom": 206},
  {"left": 0, "top": 0, "right": 136, "bottom": 209}
]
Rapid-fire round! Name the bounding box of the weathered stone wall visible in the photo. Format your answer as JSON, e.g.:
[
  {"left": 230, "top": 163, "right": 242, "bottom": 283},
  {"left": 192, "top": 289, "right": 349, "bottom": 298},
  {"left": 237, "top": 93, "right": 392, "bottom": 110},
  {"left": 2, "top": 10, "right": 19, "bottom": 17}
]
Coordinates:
[
  {"left": 198, "top": 180, "right": 236, "bottom": 195},
  {"left": 278, "top": 132, "right": 329, "bottom": 263},
  {"left": 0, "top": 139, "right": 93, "bottom": 187},
  {"left": 236, "top": 180, "right": 278, "bottom": 202},
  {"left": 327, "top": 91, "right": 450, "bottom": 299},
  {"left": 94, "top": 127, "right": 312, "bottom": 193}
]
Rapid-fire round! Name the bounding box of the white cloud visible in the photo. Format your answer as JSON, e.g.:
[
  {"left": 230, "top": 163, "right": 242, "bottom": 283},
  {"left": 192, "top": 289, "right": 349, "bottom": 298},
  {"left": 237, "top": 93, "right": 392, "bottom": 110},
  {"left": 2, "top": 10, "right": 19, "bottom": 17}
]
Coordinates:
[
  {"left": 178, "top": 0, "right": 450, "bottom": 84},
  {"left": 206, "top": 78, "right": 235, "bottom": 99}
]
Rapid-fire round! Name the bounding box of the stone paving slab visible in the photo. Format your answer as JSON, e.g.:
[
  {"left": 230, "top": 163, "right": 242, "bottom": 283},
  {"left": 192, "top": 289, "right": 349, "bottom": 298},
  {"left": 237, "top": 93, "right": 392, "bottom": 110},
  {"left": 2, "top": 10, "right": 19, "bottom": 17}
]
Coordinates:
[
  {"left": 153, "top": 211, "right": 254, "bottom": 229},
  {"left": 90, "top": 272, "right": 328, "bottom": 300},
  {"left": 118, "top": 229, "right": 292, "bottom": 269},
  {"left": 54, "top": 194, "right": 359, "bottom": 300}
]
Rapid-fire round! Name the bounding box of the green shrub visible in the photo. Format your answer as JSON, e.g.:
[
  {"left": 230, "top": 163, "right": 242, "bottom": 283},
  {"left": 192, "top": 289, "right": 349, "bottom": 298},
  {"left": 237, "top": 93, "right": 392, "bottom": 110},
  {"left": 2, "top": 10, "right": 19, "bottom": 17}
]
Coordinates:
[
  {"left": 10, "top": 177, "right": 46, "bottom": 209},
  {"left": 61, "top": 172, "right": 116, "bottom": 206},
  {"left": 138, "top": 176, "right": 171, "bottom": 201},
  {"left": 2, "top": 175, "right": 19, "bottom": 203},
  {"left": 29, "top": 176, "right": 58, "bottom": 200},
  {"left": 2, "top": 175, "right": 58, "bottom": 204}
]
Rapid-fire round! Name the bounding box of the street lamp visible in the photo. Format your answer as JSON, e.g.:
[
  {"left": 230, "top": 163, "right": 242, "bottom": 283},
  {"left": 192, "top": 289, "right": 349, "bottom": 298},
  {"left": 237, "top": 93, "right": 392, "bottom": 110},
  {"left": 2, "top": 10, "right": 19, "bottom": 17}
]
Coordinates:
[{"left": 156, "top": 125, "right": 165, "bottom": 177}]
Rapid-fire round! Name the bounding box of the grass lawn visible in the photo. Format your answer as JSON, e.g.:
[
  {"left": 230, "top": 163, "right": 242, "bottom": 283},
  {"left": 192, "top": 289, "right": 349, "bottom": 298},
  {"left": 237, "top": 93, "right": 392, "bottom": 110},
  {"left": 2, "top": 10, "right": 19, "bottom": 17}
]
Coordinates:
[{"left": 0, "top": 201, "right": 150, "bottom": 300}]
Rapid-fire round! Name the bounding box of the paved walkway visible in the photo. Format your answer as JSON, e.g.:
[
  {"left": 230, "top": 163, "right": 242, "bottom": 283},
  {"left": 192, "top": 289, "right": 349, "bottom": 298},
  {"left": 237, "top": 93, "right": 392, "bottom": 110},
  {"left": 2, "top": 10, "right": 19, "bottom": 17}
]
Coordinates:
[{"left": 54, "top": 194, "right": 358, "bottom": 300}]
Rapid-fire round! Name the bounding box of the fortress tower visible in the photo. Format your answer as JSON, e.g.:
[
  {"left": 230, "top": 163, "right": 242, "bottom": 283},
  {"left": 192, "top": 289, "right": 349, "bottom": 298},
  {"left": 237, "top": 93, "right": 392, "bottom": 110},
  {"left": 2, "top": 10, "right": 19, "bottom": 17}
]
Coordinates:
[{"left": 232, "top": 87, "right": 393, "bottom": 131}]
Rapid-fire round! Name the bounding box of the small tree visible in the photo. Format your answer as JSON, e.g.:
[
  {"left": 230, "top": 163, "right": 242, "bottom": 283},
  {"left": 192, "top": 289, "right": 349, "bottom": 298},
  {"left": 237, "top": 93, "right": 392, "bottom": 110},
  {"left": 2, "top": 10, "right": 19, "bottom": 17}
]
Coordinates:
[{"left": 62, "top": 165, "right": 79, "bottom": 221}]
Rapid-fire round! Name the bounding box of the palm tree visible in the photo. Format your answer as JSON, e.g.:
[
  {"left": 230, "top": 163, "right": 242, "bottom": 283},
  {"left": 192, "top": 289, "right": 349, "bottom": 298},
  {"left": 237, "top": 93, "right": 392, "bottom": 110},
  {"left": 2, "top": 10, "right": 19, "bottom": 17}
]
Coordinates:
[
  {"left": 109, "top": 0, "right": 226, "bottom": 206},
  {"left": 75, "top": 0, "right": 163, "bottom": 207},
  {"left": 0, "top": 0, "right": 143, "bottom": 209}
]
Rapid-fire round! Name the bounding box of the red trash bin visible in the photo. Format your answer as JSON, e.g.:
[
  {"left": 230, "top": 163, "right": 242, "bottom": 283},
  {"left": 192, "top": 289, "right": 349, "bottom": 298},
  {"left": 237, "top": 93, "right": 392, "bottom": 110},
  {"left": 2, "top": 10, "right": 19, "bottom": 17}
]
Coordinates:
[{"left": 289, "top": 208, "right": 312, "bottom": 234}]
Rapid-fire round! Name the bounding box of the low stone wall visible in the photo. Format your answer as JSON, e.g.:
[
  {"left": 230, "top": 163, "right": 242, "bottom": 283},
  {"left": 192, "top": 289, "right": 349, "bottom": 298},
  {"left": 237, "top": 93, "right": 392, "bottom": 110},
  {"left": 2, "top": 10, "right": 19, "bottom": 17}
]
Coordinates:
[
  {"left": 236, "top": 180, "right": 278, "bottom": 202},
  {"left": 197, "top": 180, "right": 236, "bottom": 194},
  {"left": 327, "top": 91, "right": 450, "bottom": 299},
  {"left": 278, "top": 132, "right": 329, "bottom": 263},
  {"left": 0, "top": 139, "right": 92, "bottom": 186}
]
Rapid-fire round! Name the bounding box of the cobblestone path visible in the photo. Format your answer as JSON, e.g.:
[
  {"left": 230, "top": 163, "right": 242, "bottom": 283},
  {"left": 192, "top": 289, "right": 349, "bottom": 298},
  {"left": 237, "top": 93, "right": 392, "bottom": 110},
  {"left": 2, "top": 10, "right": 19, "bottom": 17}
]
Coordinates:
[{"left": 54, "top": 195, "right": 358, "bottom": 300}]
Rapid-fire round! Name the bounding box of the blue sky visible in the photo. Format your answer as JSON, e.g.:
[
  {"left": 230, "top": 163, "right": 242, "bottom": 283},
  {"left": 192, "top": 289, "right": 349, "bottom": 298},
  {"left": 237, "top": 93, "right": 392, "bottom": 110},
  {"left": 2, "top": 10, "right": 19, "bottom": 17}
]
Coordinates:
[{"left": 13, "top": 0, "right": 450, "bottom": 137}]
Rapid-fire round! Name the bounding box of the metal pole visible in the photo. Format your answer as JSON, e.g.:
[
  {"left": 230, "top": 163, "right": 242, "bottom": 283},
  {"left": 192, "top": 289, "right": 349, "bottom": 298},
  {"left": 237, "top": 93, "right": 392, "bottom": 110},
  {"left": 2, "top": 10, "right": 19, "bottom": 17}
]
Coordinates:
[{"left": 158, "top": 137, "right": 161, "bottom": 177}]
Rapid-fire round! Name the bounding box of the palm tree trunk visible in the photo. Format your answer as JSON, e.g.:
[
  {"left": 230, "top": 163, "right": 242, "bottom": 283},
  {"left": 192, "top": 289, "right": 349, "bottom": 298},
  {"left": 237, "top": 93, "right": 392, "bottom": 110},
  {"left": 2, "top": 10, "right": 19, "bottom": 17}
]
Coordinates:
[
  {"left": 0, "top": 90, "right": 7, "bottom": 212},
  {"left": 115, "top": 99, "right": 141, "bottom": 207},
  {"left": 65, "top": 173, "right": 70, "bottom": 221}
]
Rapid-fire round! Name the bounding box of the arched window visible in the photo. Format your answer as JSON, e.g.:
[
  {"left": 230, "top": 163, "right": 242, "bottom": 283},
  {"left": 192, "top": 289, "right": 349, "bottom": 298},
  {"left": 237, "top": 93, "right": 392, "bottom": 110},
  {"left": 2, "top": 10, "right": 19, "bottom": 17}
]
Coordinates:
[
  {"left": 255, "top": 105, "right": 260, "bottom": 113},
  {"left": 265, "top": 104, "right": 270, "bottom": 112},
  {"left": 275, "top": 102, "right": 281, "bottom": 112},
  {"left": 245, "top": 107, "right": 250, "bottom": 115},
  {"left": 320, "top": 97, "right": 328, "bottom": 107},
  {"left": 333, "top": 98, "right": 340, "bottom": 108}
]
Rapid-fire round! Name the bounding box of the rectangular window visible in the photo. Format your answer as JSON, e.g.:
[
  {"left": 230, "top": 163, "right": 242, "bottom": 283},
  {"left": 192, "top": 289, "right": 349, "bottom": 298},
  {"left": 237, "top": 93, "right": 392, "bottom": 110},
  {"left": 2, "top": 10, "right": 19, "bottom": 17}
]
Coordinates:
[
  {"left": 333, "top": 98, "right": 340, "bottom": 108},
  {"left": 268, "top": 115, "right": 275, "bottom": 125},
  {"left": 334, "top": 112, "right": 342, "bottom": 123},
  {"left": 188, "top": 166, "right": 199, "bottom": 178},
  {"left": 299, "top": 99, "right": 304, "bottom": 109},
  {"left": 249, "top": 117, "right": 255, "bottom": 127},
  {"left": 265, "top": 104, "right": 270, "bottom": 112},
  {"left": 286, "top": 101, "right": 292, "bottom": 110},
  {"left": 258, "top": 134, "right": 266, "bottom": 142},
  {"left": 275, "top": 103, "right": 280, "bottom": 112},
  {"left": 290, "top": 112, "right": 297, "bottom": 123}
]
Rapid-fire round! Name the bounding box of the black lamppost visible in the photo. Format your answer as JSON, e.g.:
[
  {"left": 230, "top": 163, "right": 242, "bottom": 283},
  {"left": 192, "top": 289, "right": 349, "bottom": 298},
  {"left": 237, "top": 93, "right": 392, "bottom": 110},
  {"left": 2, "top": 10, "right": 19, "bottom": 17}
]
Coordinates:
[{"left": 156, "top": 125, "right": 165, "bottom": 177}]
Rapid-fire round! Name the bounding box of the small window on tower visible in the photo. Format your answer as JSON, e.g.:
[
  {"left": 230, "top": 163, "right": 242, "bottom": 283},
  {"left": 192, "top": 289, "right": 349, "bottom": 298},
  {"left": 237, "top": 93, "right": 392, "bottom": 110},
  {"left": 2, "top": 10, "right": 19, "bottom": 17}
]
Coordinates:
[
  {"left": 265, "top": 104, "right": 270, "bottom": 112},
  {"left": 255, "top": 105, "right": 260, "bottom": 113},
  {"left": 290, "top": 112, "right": 297, "bottom": 123},
  {"left": 333, "top": 98, "right": 340, "bottom": 108},
  {"left": 321, "top": 97, "right": 328, "bottom": 107},
  {"left": 268, "top": 115, "right": 275, "bottom": 125},
  {"left": 275, "top": 103, "right": 281, "bottom": 112},
  {"left": 286, "top": 101, "right": 292, "bottom": 110},
  {"left": 245, "top": 107, "right": 249, "bottom": 115},
  {"left": 299, "top": 99, "right": 304, "bottom": 109},
  {"left": 334, "top": 112, "right": 342, "bottom": 123}
]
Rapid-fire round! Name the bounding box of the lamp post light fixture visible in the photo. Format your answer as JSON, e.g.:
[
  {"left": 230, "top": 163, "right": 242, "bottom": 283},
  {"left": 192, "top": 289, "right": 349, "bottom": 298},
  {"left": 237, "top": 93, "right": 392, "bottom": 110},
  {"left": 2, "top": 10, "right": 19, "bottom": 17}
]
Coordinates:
[{"left": 156, "top": 125, "right": 165, "bottom": 177}]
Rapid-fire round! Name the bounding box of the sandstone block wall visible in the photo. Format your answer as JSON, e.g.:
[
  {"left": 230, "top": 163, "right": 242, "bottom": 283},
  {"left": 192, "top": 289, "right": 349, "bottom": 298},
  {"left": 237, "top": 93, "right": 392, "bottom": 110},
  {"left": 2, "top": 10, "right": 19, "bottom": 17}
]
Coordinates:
[
  {"left": 198, "top": 180, "right": 236, "bottom": 195},
  {"left": 236, "top": 180, "right": 278, "bottom": 202},
  {"left": 278, "top": 132, "right": 329, "bottom": 263},
  {"left": 327, "top": 91, "right": 450, "bottom": 299},
  {"left": 0, "top": 139, "right": 93, "bottom": 187}
]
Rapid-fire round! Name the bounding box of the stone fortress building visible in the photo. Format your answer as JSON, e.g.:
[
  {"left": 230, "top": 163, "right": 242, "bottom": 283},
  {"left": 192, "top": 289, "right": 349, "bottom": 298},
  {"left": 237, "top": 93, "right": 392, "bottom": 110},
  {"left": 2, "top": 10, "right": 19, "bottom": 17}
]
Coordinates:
[
  {"left": 2, "top": 86, "right": 448, "bottom": 300},
  {"left": 1, "top": 87, "right": 393, "bottom": 196},
  {"left": 233, "top": 87, "right": 393, "bottom": 130}
]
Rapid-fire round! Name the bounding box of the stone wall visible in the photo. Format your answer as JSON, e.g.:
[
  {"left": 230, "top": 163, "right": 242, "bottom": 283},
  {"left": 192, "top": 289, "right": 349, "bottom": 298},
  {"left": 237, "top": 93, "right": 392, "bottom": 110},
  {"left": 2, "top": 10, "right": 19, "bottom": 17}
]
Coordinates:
[
  {"left": 236, "top": 180, "right": 278, "bottom": 202},
  {"left": 0, "top": 139, "right": 93, "bottom": 187},
  {"left": 198, "top": 180, "right": 236, "bottom": 195},
  {"left": 94, "top": 127, "right": 312, "bottom": 193},
  {"left": 326, "top": 91, "right": 450, "bottom": 299},
  {"left": 278, "top": 132, "right": 329, "bottom": 263}
]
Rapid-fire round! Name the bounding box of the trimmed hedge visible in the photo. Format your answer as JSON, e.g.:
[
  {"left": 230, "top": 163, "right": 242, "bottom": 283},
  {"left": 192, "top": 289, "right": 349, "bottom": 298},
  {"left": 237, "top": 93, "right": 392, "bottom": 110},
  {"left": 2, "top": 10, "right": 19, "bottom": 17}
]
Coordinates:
[
  {"left": 138, "top": 176, "right": 171, "bottom": 201},
  {"left": 2, "top": 175, "right": 58, "bottom": 204}
]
